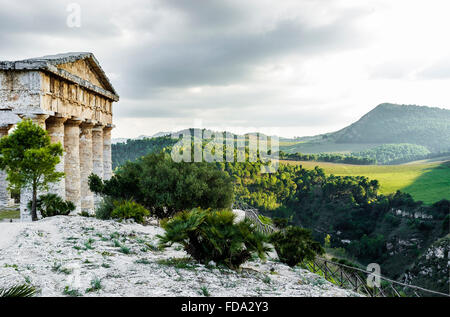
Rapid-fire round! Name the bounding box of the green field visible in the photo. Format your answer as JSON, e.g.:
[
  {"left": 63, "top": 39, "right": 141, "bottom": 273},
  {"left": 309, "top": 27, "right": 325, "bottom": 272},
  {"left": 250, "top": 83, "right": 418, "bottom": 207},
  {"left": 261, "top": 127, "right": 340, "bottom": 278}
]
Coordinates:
[
  {"left": 0, "top": 208, "right": 20, "bottom": 221},
  {"left": 281, "top": 160, "right": 450, "bottom": 204}
]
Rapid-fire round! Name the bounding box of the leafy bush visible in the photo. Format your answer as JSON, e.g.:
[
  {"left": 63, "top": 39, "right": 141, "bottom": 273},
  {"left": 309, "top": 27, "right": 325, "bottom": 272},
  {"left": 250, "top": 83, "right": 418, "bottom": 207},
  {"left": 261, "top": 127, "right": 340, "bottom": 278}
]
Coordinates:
[
  {"left": 95, "top": 196, "right": 117, "bottom": 220},
  {"left": 27, "top": 193, "right": 75, "bottom": 218},
  {"left": 111, "top": 200, "right": 150, "bottom": 224},
  {"left": 158, "top": 208, "right": 271, "bottom": 269},
  {"left": 430, "top": 199, "right": 450, "bottom": 219},
  {"left": 383, "top": 213, "right": 401, "bottom": 227},
  {"left": 86, "top": 278, "right": 102, "bottom": 293},
  {"left": 272, "top": 217, "right": 289, "bottom": 229},
  {"left": 89, "top": 152, "right": 234, "bottom": 219},
  {"left": 269, "top": 226, "right": 324, "bottom": 267},
  {"left": 79, "top": 211, "right": 91, "bottom": 217},
  {"left": 347, "top": 234, "right": 386, "bottom": 262}
]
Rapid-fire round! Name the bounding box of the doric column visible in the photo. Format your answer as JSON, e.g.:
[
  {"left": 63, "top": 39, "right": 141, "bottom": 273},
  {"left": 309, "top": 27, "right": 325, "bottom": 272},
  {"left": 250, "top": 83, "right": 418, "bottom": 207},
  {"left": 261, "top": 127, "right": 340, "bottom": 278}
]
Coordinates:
[
  {"left": 103, "top": 125, "right": 113, "bottom": 180},
  {"left": 19, "top": 114, "right": 49, "bottom": 222},
  {"left": 80, "top": 121, "right": 94, "bottom": 213},
  {"left": 46, "top": 116, "right": 68, "bottom": 200},
  {"left": 92, "top": 124, "right": 104, "bottom": 207},
  {"left": 92, "top": 125, "right": 104, "bottom": 179},
  {"left": 0, "top": 125, "right": 13, "bottom": 208},
  {"left": 64, "top": 118, "right": 82, "bottom": 214}
]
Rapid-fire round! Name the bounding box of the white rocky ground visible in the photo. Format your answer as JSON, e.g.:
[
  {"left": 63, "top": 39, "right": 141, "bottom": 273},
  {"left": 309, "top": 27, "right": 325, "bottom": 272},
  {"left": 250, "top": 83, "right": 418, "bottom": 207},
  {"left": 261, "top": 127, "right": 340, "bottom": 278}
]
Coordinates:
[{"left": 0, "top": 215, "right": 359, "bottom": 297}]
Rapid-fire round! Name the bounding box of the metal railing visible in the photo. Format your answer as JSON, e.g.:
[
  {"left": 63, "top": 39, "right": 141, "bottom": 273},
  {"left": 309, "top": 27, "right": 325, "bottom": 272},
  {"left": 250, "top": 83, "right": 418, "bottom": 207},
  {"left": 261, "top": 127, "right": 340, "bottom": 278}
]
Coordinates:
[
  {"left": 309, "top": 257, "right": 449, "bottom": 297},
  {"left": 243, "top": 208, "right": 278, "bottom": 235},
  {"left": 233, "top": 201, "right": 278, "bottom": 235}
]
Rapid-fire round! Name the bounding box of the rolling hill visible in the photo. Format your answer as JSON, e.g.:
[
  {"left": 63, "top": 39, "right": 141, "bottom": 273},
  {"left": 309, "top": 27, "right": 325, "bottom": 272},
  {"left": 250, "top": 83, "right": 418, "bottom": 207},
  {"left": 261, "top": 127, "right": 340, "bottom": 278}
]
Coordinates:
[
  {"left": 331, "top": 103, "right": 450, "bottom": 151},
  {"left": 282, "top": 103, "right": 450, "bottom": 154}
]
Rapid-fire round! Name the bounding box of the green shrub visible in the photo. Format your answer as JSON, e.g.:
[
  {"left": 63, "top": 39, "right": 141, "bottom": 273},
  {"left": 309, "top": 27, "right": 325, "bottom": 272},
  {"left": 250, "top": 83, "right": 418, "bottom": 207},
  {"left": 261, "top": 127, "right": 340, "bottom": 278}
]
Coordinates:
[
  {"left": 269, "top": 226, "right": 324, "bottom": 267},
  {"left": 95, "top": 196, "right": 118, "bottom": 220},
  {"left": 89, "top": 152, "right": 234, "bottom": 219},
  {"left": 199, "top": 286, "right": 210, "bottom": 297},
  {"left": 79, "top": 211, "right": 92, "bottom": 217},
  {"left": 27, "top": 193, "right": 75, "bottom": 218},
  {"left": 111, "top": 200, "right": 150, "bottom": 224},
  {"left": 63, "top": 286, "right": 82, "bottom": 297},
  {"left": 383, "top": 213, "right": 401, "bottom": 227},
  {"left": 272, "top": 217, "right": 289, "bottom": 229},
  {"left": 119, "top": 246, "right": 131, "bottom": 254},
  {"left": 158, "top": 208, "right": 271, "bottom": 269},
  {"left": 85, "top": 278, "right": 102, "bottom": 293},
  {"left": 88, "top": 173, "right": 104, "bottom": 194}
]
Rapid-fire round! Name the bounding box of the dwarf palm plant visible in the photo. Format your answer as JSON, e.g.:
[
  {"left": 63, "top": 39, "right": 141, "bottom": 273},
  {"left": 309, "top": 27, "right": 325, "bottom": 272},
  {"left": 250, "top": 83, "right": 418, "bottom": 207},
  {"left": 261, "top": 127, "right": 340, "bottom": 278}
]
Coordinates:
[
  {"left": 0, "top": 284, "right": 37, "bottom": 297},
  {"left": 269, "top": 226, "right": 324, "bottom": 267},
  {"left": 158, "top": 208, "right": 271, "bottom": 269}
]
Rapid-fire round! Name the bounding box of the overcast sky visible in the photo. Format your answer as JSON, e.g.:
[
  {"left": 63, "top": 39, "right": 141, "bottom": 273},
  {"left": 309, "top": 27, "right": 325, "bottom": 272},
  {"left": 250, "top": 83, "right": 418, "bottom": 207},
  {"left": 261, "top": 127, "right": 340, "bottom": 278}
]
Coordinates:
[{"left": 1, "top": 0, "right": 450, "bottom": 138}]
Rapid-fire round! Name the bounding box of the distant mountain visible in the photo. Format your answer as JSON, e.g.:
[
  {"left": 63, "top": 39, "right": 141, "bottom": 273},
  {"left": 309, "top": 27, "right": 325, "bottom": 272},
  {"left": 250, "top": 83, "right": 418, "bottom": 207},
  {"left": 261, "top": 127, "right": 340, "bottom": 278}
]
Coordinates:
[
  {"left": 329, "top": 103, "right": 450, "bottom": 152},
  {"left": 111, "top": 138, "right": 129, "bottom": 145},
  {"left": 112, "top": 132, "right": 171, "bottom": 145},
  {"left": 112, "top": 103, "right": 450, "bottom": 160},
  {"left": 150, "top": 131, "right": 172, "bottom": 138},
  {"left": 112, "top": 135, "right": 177, "bottom": 169}
]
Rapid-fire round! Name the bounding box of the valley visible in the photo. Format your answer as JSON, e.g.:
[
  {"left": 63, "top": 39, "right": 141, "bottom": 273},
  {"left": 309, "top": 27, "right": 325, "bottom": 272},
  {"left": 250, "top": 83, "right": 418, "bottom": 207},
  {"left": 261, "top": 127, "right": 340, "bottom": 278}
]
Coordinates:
[
  {"left": 106, "top": 103, "right": 449, "bottom": 295},
  {"left": 281, "top": 159, "right": 450, "bottom": 204}
]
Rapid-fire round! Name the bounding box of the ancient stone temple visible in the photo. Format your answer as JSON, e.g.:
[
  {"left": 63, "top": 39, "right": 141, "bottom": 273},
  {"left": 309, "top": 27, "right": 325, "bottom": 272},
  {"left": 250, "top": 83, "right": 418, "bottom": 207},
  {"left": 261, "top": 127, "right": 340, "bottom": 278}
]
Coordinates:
[{"left": 0, "top": 53, "right": 119, "bottom": 221}]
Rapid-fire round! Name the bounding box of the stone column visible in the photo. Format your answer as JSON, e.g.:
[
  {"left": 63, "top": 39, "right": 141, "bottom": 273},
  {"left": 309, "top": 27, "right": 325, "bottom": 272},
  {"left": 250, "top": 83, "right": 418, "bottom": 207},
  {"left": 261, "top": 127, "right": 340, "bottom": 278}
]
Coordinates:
[
  {"left": 0, "top": 125, "right": 13, "bottom": 208},
  {"left": 80, "top": 121, "right": 94, "bottom": 213},
  {"left": 46, "top": 116, "right": 68, "bottom": 200},
  {"left": 64, "top": 118, "right": 82, "bottom": 214},
  {"left": 19, "top": 114, "right": 49, "bottom": 222},
  {"left": 103, "top": 125, "right": 113, "bottom": 180},
  {"left": 92, "top": 124, "right": 104, "bottom": 207}
]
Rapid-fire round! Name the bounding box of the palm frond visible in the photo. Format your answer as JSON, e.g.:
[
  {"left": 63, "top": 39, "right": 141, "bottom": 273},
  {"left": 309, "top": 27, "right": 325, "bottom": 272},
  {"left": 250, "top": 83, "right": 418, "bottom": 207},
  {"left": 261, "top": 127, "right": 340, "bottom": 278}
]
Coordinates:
[{"left": 0, "top": 284, "right": 37, "bottom": 297}]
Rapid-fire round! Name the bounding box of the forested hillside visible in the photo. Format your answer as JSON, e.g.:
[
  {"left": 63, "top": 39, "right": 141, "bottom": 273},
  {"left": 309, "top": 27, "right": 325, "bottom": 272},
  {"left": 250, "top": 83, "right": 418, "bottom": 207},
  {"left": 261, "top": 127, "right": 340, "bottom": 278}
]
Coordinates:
[
  {"left": 280, "top": 151, "right": 375, "bottom": 165},
  {"left": 111, "top": 136, "right": 177, "bottom": 169},
  {"left": 351, "top": 143, "right": 431, "bottom": 165},
  {"left": 218, "top": 160, "right": 449, "bottom": 292},
  {"left": 111, "top": 104, "right": 450, "bottom": 167},
  {"left": 330, "top": 103, "right": 450, "bottom": 152}
]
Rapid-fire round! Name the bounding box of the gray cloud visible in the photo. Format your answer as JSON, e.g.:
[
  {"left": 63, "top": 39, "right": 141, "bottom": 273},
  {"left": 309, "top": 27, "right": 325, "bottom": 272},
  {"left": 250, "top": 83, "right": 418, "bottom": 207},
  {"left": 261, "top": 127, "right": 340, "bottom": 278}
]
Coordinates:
[
  {"left": 117, "top": 11, "right": 366, "bottom": 98},
  {"left": 0, "top": 0, "right": 123, "bottom": 56},
  {"left": 162, "top": 0, "right": 246, "bottom": 29},
  {"left": 0, "top": 0, "right": 375, "bottom": 137}
]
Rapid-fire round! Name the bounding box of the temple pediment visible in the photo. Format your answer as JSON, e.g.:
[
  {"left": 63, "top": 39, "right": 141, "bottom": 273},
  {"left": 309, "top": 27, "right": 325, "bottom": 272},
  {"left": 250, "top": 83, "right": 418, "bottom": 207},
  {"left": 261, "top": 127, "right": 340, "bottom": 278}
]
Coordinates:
[
  {"left": 0, "top": 52, "right": 119, "bottom": 101},
  {"left": 57, "top": 58, "right": 109, "bottom": 92}
]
